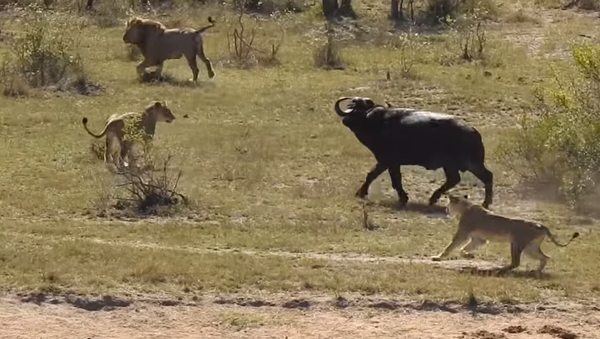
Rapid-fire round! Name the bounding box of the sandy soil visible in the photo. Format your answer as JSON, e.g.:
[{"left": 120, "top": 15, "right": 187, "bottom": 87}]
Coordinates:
[{"left": 1, "top": 294, "right": 598, "bottom": 339}]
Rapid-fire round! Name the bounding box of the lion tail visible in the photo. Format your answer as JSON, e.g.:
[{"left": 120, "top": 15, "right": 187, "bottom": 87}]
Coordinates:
[
  {"left": 545, "top": 228, "right": 580, "bottom": 247},
  {"left": 82, "top": 117, "right": 108, "bottom": 138},
  {"left": 195, "top": 16, "right": 215, "bottom": 34}
]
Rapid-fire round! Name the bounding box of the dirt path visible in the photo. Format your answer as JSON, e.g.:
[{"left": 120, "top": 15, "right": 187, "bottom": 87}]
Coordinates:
[
  {"left": 1, "top": 230, "right": 507, "bottom": 272},
  {"left": 1, "top": 294, "right": 597, "bottom": 339}
]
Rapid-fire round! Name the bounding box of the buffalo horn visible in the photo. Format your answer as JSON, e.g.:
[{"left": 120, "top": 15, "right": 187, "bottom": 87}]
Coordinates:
[{"left": 334, "top": 97, "right": 353, "bottom": 117}]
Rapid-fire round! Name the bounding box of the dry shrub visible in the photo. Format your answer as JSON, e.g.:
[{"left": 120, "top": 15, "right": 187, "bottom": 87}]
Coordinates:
[
  {"left": 227, "top": 4, "right": 285, "bottom": 69},
  {"left": 114, "top": 153, "right": 189, "bottom": 216},
  {"left": 0, "top": 7, "right": 103, "bottom": 97},
  {"left": 562, "top": 0, "right": 600, "bottom": 10},
  {"left": 241, "top": 0, "right": 306, "bottom": 14},
  {"left": 90, "top": 114, "right": 190, "bottom": 218},
  {"left": 422, "top": 0, "right": 498, "bottom": 25},
  {"left": 314, "top": 24, "right": 346, "bottom": 70}
]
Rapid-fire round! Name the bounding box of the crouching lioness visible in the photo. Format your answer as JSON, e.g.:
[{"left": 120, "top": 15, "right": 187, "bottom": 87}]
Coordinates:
[
  {"left": 82, "top": 101, "right": 176, "bottom": 168},
  {"left": 432, "top": 194, "right": 579, "bottom": 277},
  {"left": 122, "top": 16, "right": 216, "bottom": 82}
]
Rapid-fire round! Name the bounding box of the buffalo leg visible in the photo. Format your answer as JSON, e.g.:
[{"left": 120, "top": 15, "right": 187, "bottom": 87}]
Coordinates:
[
  {"left": 469, "top": 164, "right": 494, "bottom": 208},
  {"left": 388, "top": 165, "right": 409, "bottom": 206},
  {"left": 355, "top": 163, "right": 387, "bottom": 199},
  {"left": 429, "top": 167, "right": 461, "bottom": 206}
]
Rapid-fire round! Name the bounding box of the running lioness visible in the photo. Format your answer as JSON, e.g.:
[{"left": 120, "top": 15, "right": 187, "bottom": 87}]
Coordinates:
[
  {"left": 432, "top": 194, "right": 579, "bottom": 277},
  {"left": 82, "top": 101, "right": 175, "bottom": 167}
]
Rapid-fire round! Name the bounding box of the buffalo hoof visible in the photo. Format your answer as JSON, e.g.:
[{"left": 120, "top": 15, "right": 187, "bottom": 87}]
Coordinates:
[{"left": 355, "top": 188, "right": 369, "bottom": 199}]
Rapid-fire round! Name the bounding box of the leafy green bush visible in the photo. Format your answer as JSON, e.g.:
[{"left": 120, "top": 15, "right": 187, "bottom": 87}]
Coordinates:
[{"left": 497, "top": 43, "right": 600, "bottom": 208}]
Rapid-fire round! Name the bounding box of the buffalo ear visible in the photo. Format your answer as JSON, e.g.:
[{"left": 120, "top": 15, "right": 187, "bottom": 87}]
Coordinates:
[{"left": 364, "top": 98, "right": 375, "bottom": 108}]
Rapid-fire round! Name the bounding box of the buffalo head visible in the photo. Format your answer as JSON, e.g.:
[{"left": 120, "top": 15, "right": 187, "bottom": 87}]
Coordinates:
[{"left": 335, "top": 97, "right": 387, "bottom": 128}]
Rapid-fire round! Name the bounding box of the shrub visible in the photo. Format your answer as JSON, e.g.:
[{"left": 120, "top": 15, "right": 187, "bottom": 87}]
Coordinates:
[
  {"left": 227, "top": 4, "right": 285, "bottom": 69},
  {"left": 497, "top": 43, "right": 600, "bottom": 208},
  {"left": 0, "top": 9, "right": 101, "bottom": 96},
  {"left": 314, "top": 24, "right": 346, "bottom": 70},
  {"left": 114, "top": 153, "right": 189, "bottom": 217},
  {"left": 90, "top": 114, "right": 190, "bottom": 217},
  {"left": 423, "top": 0, "right": 498, "bottom": 25}
]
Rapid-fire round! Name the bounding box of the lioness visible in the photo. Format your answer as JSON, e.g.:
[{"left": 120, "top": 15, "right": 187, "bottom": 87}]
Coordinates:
[
  {"left": 122, "top": 16, "right": 216, "bottom": 82},
  {"left": 82, "top": 101, "right": 176, "bottom": 167},
  {"left": 431, "top": 194, "right": 579, "bottom": 276}
]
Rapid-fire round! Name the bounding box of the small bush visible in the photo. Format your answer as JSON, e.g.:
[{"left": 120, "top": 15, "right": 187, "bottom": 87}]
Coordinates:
[
  {"left": 423, "top": 0, "right": 498, "bottom": 25},
  {"left": 314, "top": 24, "right": 346, "bottom": 70},
  {"left": 497, "top": 43, "right": 600, "bottom": 208},
  {"left": 390, "top": 29, "right": 424, "bottom": 78},
  {"left": 240, "top": 0, "right": 306, "bottom": 14},
  {"left": 226, "top": 6, "right": 285, "bottom": 69},
  {"left": 115, "top": 153, "right": 189, "bottom": 217},
  {"left": 562, "top": 0, "right": 600, "bottom": 11},
  {"left": 0, "top": 9, "right": 101, "bottom": 96}
]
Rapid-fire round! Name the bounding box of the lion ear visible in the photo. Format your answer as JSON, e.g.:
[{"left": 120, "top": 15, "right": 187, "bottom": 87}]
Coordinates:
[
  {"left": 463, "top": 194, "right": 469, "bottom": 200},
  {"left": 162, "top": 100, "right": 168, "bottom": 107}
]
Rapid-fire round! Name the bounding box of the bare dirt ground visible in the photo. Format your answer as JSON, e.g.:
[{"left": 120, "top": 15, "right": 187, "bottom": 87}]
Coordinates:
[{"left": 1, "top": 293, "right": 598, "bottom": 339}]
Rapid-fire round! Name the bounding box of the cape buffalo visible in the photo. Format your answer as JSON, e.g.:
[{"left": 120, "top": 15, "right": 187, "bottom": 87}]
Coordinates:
[{"left": 334, "top": 97, "right": 494, "bottom": 208}]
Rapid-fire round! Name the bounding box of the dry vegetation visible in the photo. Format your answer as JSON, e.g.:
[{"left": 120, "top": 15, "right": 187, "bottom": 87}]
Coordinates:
[{"left": 1, "top": 0, "right": 600, "bottom": 336}]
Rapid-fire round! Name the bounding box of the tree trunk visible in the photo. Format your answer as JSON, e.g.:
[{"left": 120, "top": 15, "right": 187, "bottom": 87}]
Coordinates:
[
  {"left": 322, "top": 0, "right": 338, "bottom": 19},
  {"left": 391, "top": 0, "right": 405, "bottom": 21},
  {"left": 391, "top": 0, "right": 399, "bottom": 20},
  {"left": 85, "top": 0, "right": 95, "bottom": 9},
  {"left": 339, "top": 0, "right": 356, "bottom": 19}
]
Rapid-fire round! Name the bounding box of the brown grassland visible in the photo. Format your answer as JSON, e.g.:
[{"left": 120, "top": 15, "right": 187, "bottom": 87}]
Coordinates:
[{"left": 0, "top": 0, "right": 600, "bottom": 337}]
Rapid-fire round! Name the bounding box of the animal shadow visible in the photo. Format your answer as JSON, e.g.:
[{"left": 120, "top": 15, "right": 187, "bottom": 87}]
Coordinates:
[
  {"left": 457, "top": 266, "right": 553, "bottom": 280},
  {"left": 138, "top": 72, "right": 214, "bottom": 88},
  {"left": 377, "top": 200, "right": 449, "bottom": 219}
]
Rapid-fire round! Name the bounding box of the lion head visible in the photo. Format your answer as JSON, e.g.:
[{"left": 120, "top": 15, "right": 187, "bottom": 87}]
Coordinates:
[
  {"left": 145, "top": 101, "right": 176, "bottom": 123},
  {"left": 123, "top": 17, "right": 166, "bottom": 45}
]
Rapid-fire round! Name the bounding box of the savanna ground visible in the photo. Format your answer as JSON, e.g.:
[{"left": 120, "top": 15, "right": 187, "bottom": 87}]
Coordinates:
[{"left": 0, "top": 0, "right": 600, "bottom": 337}]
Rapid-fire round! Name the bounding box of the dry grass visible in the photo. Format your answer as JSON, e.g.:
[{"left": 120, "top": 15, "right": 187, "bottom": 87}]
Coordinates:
[{"left": 0, "top": 0, "right": 599, "bottom": 306}]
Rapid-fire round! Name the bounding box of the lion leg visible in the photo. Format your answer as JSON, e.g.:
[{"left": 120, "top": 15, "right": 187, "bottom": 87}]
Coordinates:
[
  {"left": 498, "top": 242, "right": 523, "bottom": 274},
  {"left": 432, "top": 229, "right": 470, "bottom": 261},
  {"left": 197, "top": 46, "right": 215, "bottom": 79},
  {"left": 523, "top": 240, "right": 550, "bottom": 278},
  {"left": 103, "top": 137, "right": 111, "bottom": 163},
  {"left": 460, "top": 237, "right": 486, "bottom": 259},
  {"left": 185, "top": 55, "right": 200, "bottom": 82}
]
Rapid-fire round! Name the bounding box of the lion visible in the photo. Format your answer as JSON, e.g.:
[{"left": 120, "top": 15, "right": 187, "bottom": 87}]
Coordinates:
[
  {"left": 122, "top": 16, "right": 216, "bottom": 82},
  {"left": 431, "top": 194, "right": 579, "bottom": 277},
  {"left": 82, "top": 101, "right": 176, "bottom": 167}
]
